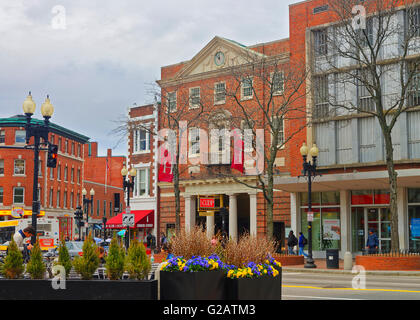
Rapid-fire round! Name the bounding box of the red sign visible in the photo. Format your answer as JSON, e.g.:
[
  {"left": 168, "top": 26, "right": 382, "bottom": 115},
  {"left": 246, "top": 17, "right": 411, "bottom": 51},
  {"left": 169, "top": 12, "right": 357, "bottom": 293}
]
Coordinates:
[
  {"left": 200, "top": 198, "right": 215, "bottom": 208},
  {"left": 39, "top": 238, "right": 54, "bottom": 247}
]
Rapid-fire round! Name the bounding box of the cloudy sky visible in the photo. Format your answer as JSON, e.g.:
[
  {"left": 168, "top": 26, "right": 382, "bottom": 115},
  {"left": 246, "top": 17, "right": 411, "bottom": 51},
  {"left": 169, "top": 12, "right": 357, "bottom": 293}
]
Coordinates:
[{"left": 0, "top": 0, "right": 296, "bottom": 157}]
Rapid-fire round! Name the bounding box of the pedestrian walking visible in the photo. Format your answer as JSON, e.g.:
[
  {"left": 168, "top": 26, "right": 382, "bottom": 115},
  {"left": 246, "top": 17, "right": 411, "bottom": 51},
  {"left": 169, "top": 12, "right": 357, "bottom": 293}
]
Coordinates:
[
  {"left": 287, "top": 230, "right": 298, "bottom": 255},
  {"left": 366, "top": 229, "right": 379, "bottom": 254},
  {"left": 298, "top": 232, "right": 309, "bottom": 257}
]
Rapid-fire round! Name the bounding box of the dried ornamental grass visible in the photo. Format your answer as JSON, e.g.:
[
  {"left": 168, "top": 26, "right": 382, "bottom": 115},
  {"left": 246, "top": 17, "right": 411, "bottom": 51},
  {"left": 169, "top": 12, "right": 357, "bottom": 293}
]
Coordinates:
[
  {"left": 169, "top": 226, "right": 215, "bottom": 259},
  {"left": 223, "top": 233, "right": 276, "bottom": 267}
]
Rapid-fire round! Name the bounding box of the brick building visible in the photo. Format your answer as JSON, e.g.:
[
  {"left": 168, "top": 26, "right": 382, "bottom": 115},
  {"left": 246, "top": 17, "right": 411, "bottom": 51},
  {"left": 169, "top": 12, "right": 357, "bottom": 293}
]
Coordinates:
[
  {"left": 123, "top": 103, "right": 158, "bottom": 243},
  {"left": 83, "top": 142, "right": 126, "bottom": 237},
  {"left": 0, "top": 115, "right": 89, "bottom": 240},
  {"left": 156, "top": 36, "right": 296, "bottom": 246},
  {"left": 273, "top": 0, "right": 420, "bottom": 257}
]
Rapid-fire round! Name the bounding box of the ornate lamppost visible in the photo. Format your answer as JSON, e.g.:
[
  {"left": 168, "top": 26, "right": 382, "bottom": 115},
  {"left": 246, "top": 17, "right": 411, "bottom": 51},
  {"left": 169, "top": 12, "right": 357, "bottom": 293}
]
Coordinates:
[
  {"left": 300, "top": 142, "right": 319, "bottom": 269},
  {"left": 22, "top": 92, "right": 54, "bottom": 245},
  {"left": 83, "top": 188, "right": 95, "bottom": 239},
  {"left": 121, "top": 166, "right": 136, "bottom": 249}
]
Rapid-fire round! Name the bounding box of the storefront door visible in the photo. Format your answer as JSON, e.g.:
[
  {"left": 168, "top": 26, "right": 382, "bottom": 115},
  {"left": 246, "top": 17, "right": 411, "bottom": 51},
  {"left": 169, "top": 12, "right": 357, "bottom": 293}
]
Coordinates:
[{"left": 352, "top": 207, "right": 391, "bottom": 252}]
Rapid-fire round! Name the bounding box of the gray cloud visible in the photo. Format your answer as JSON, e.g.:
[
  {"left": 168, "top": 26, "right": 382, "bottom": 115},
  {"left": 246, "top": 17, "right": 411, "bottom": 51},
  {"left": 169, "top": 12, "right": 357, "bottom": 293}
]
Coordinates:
[{"left": 0, "top": 0, "right": 296, "bottom": 157}]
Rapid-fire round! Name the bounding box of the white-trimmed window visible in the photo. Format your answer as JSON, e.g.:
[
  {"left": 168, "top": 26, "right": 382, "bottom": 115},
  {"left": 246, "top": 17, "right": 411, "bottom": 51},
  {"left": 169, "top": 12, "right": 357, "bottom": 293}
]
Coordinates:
[
  {"left": 0, "top": 159, "right": 4, "bottom": 175},
  {"left": 0, "top": 187, "right": 3, "bottom": 204},
  {"left": 14, "top": 159, "right": 25, "bottom": 175},
  {"left": 71, "top": 168, "right": 74, "bottom": 183},
  {"left": 70, "top": 192, "right": 74, "bottom": 209},
  {"left": 189, "top": 127, "right": 200, "bottom": 156},
  {"left": 49, "top": 188, "right": 53, "bottom": 207},
  {"left": 50, "top": 167, "right": 54, "bottom": 180},
  {"left": 15, "top": 130, "right": 26, "bottom": 144},
  {"left": 214, "top": 82, "right": 226, "bottom": 104},
  {"left": 272, "top": 71, "right": 285, "bottom": 95},
  {"left": 38, "top": 160, "right": 42, "bottom": 177},
  {"left": 64, "top": 166, "right": 68, "bottom": 181},
  {"left": 168, "top": 92, "right": 177, "bottom": 112},
  {"left": 63, "top": 191, "right": 67, "bottom": 208},
  {"left": 241, "top": 77, "right": 253, "bottom": 100},
  {"left": 189, "top": 87, "right": 201, "bottom": 108},
  {"left": 77, "top": 168, "right": 81, "bottom": 184},
  {"left": 314, "top": 28, "right": 328, "bottom": 57},
  {"left": 57, "top": 164, "right": 61, "bottom": 180},
  {"left": 57, "top": 190, "right": 61, "bottom": 207},
  {"left": 0, "top": 130, "right": 5, "bottom": 144},
  {"left": 134, "top": 128, "right": 150, "bottom": 153},
  {"left": 313, "top": 75, "right": 329, "bottom": 118},
  {"left": 13, "top": 187, "right": 24, "bottom": 204},
  {"left": 135, "top": 168, "right": 149, "bottom": 197},
  {"left": 272, "top": 116, "right": 285, "bottom": 148}
]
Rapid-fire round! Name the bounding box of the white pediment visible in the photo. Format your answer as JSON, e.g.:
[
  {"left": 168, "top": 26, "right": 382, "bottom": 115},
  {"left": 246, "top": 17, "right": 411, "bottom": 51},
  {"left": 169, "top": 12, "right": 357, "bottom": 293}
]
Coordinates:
[{"left": 176, "top": 37, "right": 266, "bottom": 79}]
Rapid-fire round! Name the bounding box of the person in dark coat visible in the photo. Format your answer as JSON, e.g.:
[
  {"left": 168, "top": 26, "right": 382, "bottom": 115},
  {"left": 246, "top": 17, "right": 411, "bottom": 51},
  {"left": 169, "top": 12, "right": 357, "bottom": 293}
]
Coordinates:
[
  {"left": 366, "top": 229, "right": 379, "bottom": 254},
  {"left": 287, "top": 230, "right": 298, "bottom": 255}
]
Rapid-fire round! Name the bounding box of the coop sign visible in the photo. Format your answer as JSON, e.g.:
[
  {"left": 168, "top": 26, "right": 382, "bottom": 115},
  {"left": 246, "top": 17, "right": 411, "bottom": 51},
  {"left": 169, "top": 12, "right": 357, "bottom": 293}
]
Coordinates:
[{"left": 200, "top": 198, "right": 215, "bottom": 209}]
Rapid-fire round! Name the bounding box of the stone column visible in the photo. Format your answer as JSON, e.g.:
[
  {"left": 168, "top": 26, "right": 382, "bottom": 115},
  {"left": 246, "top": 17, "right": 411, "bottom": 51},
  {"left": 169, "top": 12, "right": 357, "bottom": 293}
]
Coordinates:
[
  {"left": 206, "top": 215, "right": 215, "bottom": 239},
  {"left": 249, "top": 193, "right": 257, "bottom": 236},
  {"left": 184, "top": 195, "right": 196, "bottom": 232},
  {"left": 228, "top": 194, "right": 238, "bottom": 242},
  {"left": 340, "top": 190, "right": 350, "bottom": 256},
  {"left": 290, "top": 193, "right": 298, "bottom": 234}
]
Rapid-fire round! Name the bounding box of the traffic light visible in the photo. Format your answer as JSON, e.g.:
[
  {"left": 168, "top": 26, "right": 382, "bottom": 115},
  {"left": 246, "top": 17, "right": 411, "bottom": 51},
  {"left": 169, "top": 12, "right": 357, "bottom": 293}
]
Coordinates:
[{"left": 47, "top": 144, "right": 58, "bottom": 168}]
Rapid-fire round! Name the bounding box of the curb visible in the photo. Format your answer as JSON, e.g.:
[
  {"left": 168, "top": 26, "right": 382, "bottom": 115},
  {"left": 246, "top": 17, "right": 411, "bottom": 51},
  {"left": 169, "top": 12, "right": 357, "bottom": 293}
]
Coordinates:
[{"left": 283, "top": 267, "right": 420, "bottom": 276}]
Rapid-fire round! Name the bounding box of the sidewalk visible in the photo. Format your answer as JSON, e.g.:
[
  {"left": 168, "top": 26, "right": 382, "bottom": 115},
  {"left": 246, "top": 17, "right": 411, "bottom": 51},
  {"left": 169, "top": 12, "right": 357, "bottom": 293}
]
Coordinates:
[{"left": 282, "top": 258, "right": 420, "bottom": 276}]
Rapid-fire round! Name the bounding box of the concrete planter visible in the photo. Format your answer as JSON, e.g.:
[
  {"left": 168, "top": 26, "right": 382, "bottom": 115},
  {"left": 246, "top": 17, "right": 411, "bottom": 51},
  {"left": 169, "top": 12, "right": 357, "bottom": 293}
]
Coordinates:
[
  {"left": 160, "top": 270, "right": 226, "bottom": 300},
  {"left": 226, "top": 268, "right": 282, "bottom": 300},
  {"left": 355, "top": 255, "right": 420, "bottom": 271},
  {"left": 0, "top": 279, "right": 157, "bottom": 300}
]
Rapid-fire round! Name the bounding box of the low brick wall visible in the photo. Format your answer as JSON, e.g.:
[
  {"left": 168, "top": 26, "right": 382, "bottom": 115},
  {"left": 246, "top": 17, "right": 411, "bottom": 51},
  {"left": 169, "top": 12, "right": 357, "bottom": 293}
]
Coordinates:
[
  {"left": 355, "top": 255, "right": 420, "bottom": 271},
  {"left": 273, "top": 254, "right": 304, "bottom": 266}
]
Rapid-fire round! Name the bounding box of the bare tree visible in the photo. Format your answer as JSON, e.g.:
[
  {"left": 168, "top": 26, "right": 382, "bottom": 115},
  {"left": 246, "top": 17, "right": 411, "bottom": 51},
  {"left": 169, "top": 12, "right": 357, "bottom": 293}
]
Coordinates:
[
  {"left": 313, "top": 0, "right": 420, "bottom": 251},
  {"left": 217, "top": 50, "right": 309, "bottom": 240}
]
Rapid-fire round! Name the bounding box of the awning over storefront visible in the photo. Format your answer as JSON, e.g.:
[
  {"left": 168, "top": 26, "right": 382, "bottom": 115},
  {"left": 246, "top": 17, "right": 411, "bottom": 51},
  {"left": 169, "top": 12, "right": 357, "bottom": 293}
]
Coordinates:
[
  {"left": 105, "top": 210, "right": 154, "bottom": 229},
  {"left": 274, "top": 168, "right": 420, "bottom": 193}
]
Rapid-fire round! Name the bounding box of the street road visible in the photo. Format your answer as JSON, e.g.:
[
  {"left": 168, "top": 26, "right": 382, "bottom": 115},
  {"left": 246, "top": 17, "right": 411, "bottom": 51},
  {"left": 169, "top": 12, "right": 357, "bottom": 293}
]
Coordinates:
[{"left": 282, "top": 272, "right": 420, "bottom": 300}]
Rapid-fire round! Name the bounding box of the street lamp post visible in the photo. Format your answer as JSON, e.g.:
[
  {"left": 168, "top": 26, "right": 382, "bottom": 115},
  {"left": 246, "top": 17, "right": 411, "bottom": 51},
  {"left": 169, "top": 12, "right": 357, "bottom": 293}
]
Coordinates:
[
  {"left": 121, "top": 166, "right": 136, "bottom": 249},
  {"left": 102, "top": 216, "right": 107, "bottom": 243},
  {"left": 83, "top": 188, "right": 95, "bottom": 239},
  {"left": 300, "top": 142, "right": 320, "bottom": 269},
  {"left": 22, "top": 92, "right": 54, "bottom": 245},
  {"left": 74, "top": 205, "right": 83, "bottom": 241}
]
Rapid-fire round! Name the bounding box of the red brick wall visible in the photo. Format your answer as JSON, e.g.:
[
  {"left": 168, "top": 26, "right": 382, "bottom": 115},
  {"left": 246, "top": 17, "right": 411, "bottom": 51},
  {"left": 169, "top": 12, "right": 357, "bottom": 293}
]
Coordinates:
[{"left": 355, "top": 255, "right": 420, "bottom": 271}]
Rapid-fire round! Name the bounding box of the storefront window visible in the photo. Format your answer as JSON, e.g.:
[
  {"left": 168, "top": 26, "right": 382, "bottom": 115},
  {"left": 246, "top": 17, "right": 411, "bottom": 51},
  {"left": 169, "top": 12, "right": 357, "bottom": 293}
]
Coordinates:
[
  {"left": 351, "top": 190, "right": 390, "bottom": 205},
  {"left": 300, "top": 191, "right": 339, "bottom": 207},
  {"left": 408, "top": 188, "right": 420, "bottom": 251},
  {"left": 300, "top": 192, "right": 341, "bottom": 252},
  {"left": 351, "top": 208, "right": 365, "bottom": 252}
]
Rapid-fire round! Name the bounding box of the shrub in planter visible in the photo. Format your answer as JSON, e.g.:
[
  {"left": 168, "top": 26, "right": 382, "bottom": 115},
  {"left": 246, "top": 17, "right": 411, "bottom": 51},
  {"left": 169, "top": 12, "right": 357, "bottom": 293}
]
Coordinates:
[
  {"left": 126, "top": 239, "right": 151, "bottom": 280},
  {"left": 26, "top": 239, "right": 46, "bottom": 279},
  {"left": 56, "top": 238, "right": 72, "bottom": 278},
  {"left": 72, "top": 234, "right": 100, "bottom": 280},
  {"left": 3, "top": 237, "right": 24, "bottom": 279},
  {"left": 106, "top": 235, "right": 126, "bottom": 280},
  {"left": 169, "top": 226, "right": 214, "bottom": 259}
]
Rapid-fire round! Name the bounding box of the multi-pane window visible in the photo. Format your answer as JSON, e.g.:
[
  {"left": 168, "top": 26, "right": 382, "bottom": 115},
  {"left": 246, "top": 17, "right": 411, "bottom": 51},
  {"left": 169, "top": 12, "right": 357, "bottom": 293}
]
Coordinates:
[
  {"left": 359, "top": 18, "right": 374, "bottom": 48},
  {"left": 64, "top": 166, "right": 68, "bottom": 181},
  {"left": 0, "top": 187, "right": 3, "bottom": 203},
  {"left": 168, "top": 92, "right": 177, "bottom": 112},
  {"left": 314, "top": 29, "right": 328, "bottom": 56},
  {"left": 77, "top": 168, "right": 81, "bottom": 184},
  {"left": 241, "top": 78, "right": 253, "bottom": 99},
  {"left": 38, "top": 160, "right": 42, "bottom": 177},
  {"left": 65, "top": 140, "right": 68, "bottom": 153},
  {"left": 78, "top": 145, "right": 81, "bottom": 158},
  {"left": 134, "top": 129, "right": 150, "bottom": 152},
  {"left": 70, "top": 192, "right": 74, "bottom": 209},
  {"left": 50, "top": 167, "right": 54, "bottom": 180},
  {"left": 358, "top": 70, "right": 375, "bottom": 112},
  {"left": 189, "top": 87, "right": 200, "bottom": 108},
  {"left": 0, "top": 130, "right": 5, "bottom": 144},
  {"left": 408, "top": 63, "right": 420, "bottom": 107},
  {"left": 49, "top": 189, "right": 53, "bottom": 207},
  {"left": 408, "top": 7, "right": 420, "bottom": 38},
  {"left": 214, "top": 82, "right": 226, "bottom": 104},
  {"left": 0, "top": 159, "right": 4, "bottom": 175},
  {"left": 189, "top": 128, "right": 200, "bottom": 155},
  {"left": 58, "top": 138, "right": 62, "bottom": 151},
  {"left": 97, "top": 200, "right": 100, "bottom": 216},
  {"left": 14, "top": 159, "right": 25, "bottom": 175},
  {"left": 57, "top": 190, "right": 61, "bottom": 207},
  {"left": 71, "top": 143, "right": 75, "bottom": 155},
  {"left": 313, "top": 75, "right": 329, "bottom": 118},
  {"left": 135, "top": 168, "right": 149, "bottom": 197},
  {"left": 272, "top": 72, "right": 285, "bottom": 95},
  {"left": 273, "top": 116, "right": 285, "bottom": 147},
  {"left": 71, "top": 168, "right": 74, "bottom": 183},
  {"left": 13, "top": 187, "right": 24, "bottom": 204},
  {"left": 63, "top": 191, "right": 67, "bottom": 208},
  {"left": 15, "top": 130, "right": 26, "bottom": 144},
  {"left": 57, "top": 164, "right": 61, "bottom": 180}
]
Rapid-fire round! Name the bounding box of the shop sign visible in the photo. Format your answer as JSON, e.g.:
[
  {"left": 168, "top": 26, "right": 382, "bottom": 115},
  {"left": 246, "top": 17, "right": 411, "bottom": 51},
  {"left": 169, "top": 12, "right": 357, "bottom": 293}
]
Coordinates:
[
  {"left": 307, "top": 211, "right": 314, "bottom": 222},
  {"left": 323, "top": 219, "right": 341, "bottom": 240},
  {"left": 11, "top": 207, "right": 24, "bottom": 219},
  {"left": 200, "top": 198, "right": 215, "bottom": 209}
]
